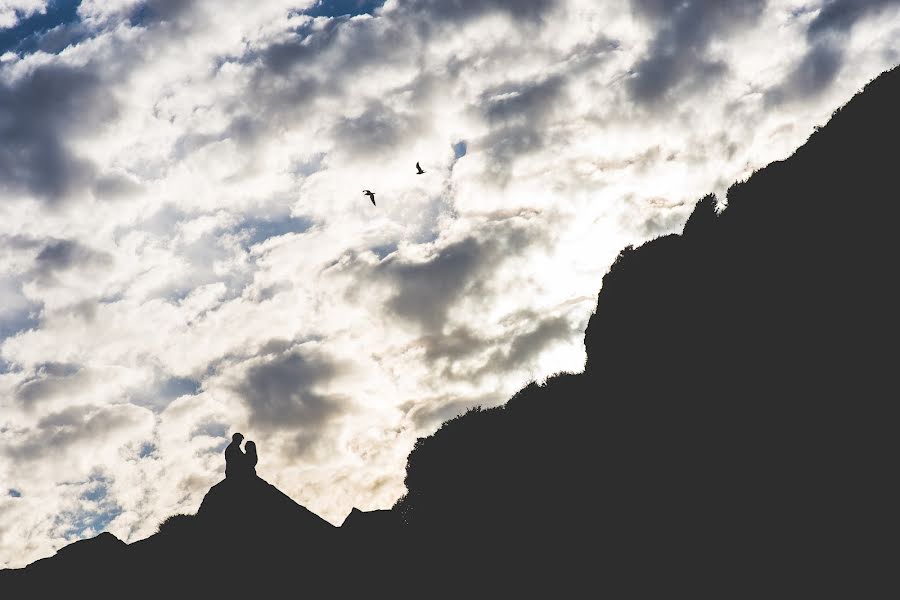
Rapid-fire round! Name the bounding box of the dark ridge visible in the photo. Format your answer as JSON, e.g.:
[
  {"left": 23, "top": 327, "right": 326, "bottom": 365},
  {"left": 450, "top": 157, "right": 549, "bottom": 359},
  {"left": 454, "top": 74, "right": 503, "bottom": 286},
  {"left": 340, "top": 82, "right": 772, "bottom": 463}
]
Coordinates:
[
  {"left": 2, "top": 64, "right": 897, "bottom": 596},
  {"left": 196, "top": 476, "right": 335, "bottom": 537}
]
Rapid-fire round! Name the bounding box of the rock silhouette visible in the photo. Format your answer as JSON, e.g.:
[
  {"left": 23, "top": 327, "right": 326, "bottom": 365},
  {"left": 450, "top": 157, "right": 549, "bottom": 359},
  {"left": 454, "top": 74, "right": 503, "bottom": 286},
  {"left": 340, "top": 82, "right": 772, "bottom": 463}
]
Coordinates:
[
  {"left": 2, "top": 65, "right": 898, "bottom": 597},
  {"left": 197, "top": 473, "right": 333, "bottom": 539}
]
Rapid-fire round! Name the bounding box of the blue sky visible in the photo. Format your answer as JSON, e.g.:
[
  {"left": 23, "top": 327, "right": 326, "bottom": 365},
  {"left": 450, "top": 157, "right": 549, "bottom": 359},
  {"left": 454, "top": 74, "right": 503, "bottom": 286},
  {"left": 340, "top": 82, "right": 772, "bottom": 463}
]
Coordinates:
[
  {"left": 0, "top": 0, "right": 81, "bottom": 55},
  {"left": 1, "top": 1, "right": 385, "bottom": 57},
  {"left": 305, "top": 0, "right": 384, "bottom": 18}
]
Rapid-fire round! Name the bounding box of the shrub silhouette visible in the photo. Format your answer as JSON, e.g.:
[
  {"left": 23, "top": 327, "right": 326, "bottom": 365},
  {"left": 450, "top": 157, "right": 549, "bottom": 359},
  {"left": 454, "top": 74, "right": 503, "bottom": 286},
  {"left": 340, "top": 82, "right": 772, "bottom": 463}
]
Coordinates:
[
  {"left": 155, "top": 513, "right": 195, "bottom": 536},
  {"left": 394, "top": 64, "right": 900, "bottom": 595}
]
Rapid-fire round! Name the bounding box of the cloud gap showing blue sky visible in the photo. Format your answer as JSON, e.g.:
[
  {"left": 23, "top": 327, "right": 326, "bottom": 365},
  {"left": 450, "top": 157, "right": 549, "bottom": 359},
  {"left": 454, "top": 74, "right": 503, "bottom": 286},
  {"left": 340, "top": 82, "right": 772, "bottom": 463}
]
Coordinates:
[
  {"left": 304, "top": 0, "right": 385, "bottom": 18},
  {"left": 0, "top": 0, "right": 82, "bottom": 55}
]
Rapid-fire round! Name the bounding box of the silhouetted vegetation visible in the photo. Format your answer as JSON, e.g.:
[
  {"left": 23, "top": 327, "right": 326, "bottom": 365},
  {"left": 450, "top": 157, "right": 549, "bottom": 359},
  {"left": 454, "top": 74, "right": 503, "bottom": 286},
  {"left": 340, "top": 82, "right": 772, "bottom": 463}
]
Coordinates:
[
  {"left": 2, "top": 65, "right": 897, "bottom": 597},
  {"left": 155, "top": 513, "right": 194, "bottom": 536},
  {"left": 391, "top": 64, "right": 899, "bottom": 596}
]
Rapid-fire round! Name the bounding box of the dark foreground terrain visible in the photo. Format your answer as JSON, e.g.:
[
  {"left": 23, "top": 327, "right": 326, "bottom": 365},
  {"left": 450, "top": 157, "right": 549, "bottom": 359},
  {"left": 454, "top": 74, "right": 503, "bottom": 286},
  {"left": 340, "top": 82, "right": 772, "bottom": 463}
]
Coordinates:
[{"left": 2, "top": 65, "right": 898, "bottom": 597}]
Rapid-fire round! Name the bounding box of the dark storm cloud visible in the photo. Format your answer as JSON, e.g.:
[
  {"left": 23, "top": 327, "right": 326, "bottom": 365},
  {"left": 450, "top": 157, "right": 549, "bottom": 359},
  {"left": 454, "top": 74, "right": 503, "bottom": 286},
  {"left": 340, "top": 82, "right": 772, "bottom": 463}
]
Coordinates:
[
  {"left": 247, "top": 17, "right": 413, "bottom": 128},
  {"left": 257, "top": 338, "right": 295, "bottom": 356},
  {"left": 258, "top": 14, "right": 409, "bottom": 77},
  {"left": 225, "top": 115, "right": 266, "bottom": 147},
  {"left": 807, "top": 0, "right": 899, "bottom": 38},
  {"left": 482, "top": 75, "right": 566, "bottom": 126},
  {"left": 33, "top": 239, "right": 113, "bottom": 283},
  {"left": 374, "top": 218, "right": 551, "bottom": 332},
  {"left": 0, "top": 234, "right": 111, "bottom": 282},
  {"left": 406, "top": 0, "right": 559, "bottom": 23},
  {"left": 130, "top": 0, "right": 199, "bottom": 27},
  {"left": 417, "top": 313, "right": 577, "bottom": 382},
  {"left": 630, "top": 0, "right": 764, "bottom": 23},
  {"left": 249, "top": 73, "right": 321, "bottom": 125},
  {"left": 0, "top": 233, "right": 42, "bottom": 251},
  {"left": 331, "top": 102, "right": 421, "bottom": 157},
  {"left": 379, "top": 236, "right": 507, "bottom": 330},
  {"left": 231, "top": 348, "right": 346, "bottom": 449},
  {"left": 1, "top": 404, "right": 144, "bottom": 461},
  {"left": 14, "top": 363, "right": 84, "bottom": 407},
  {"left": 0, "top": 63, "right": 115, "bottom": 202},
  {"left": 768, "top": 0, "right": 900, "bottom": 104},
  {"left": 628, "top": 0, "right": 765, "bottom": 103},
  {"left": 769, "top": 42, "right": 844, "bottom": 103},
  {"left": 489, "top": 314, "right": 575, "bottom": 372},
  {"left": 469, "top": 75, "right": 568, "bottom": 182},
  {"left": 397, "top": 314, "right": 578, "bottom": 430},
  {"left": 261, "top": 17, "right": 348, "bottom": 75},
  {"left": 420, "top": 326, "right": 485, "bottom": 362},
  {"left": 481, "top": 124, "right": 545, "bottom": 179},
  {"left": 92, "top": 173, "right": 143, "bottom": 200}
]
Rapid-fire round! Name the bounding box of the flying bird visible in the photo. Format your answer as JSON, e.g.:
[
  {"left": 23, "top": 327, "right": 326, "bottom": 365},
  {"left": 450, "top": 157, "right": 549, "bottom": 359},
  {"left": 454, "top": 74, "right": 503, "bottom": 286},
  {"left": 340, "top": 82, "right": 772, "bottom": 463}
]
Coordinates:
[
  {"left": 416, "top": 162, "right": 425, "bottom": 175},
  {"left": 363, "top": 190, "right": 376, "bottom": 206}
]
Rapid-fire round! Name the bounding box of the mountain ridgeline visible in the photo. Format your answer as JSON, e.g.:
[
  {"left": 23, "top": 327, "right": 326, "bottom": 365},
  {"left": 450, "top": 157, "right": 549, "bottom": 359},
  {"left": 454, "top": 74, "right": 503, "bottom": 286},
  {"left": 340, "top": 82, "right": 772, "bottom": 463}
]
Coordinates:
[{"left": 2, "top": 65, "right": 897, "bottom": 596}]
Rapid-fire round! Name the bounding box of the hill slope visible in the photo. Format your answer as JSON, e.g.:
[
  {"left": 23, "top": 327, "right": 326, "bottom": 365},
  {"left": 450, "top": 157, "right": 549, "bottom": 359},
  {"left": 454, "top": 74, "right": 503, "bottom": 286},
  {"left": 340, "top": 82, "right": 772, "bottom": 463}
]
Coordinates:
[{"left": 395, "top": 63, "right": 898, "bottom": 594}]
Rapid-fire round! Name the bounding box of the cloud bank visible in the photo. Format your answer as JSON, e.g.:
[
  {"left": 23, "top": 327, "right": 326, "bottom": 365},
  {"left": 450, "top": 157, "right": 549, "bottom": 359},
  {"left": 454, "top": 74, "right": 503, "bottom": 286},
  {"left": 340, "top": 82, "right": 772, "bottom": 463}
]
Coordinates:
[{"left": 1, "top": 0, "right": 898, "bottom": 567}]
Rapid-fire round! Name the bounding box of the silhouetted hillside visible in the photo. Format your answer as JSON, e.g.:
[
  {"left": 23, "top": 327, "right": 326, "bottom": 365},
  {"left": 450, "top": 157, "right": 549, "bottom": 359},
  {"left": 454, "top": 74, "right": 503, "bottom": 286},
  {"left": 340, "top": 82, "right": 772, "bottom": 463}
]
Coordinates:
[
  {"left": 2, "top": 65, "right": 897, "bottom": 597},
  {"left": 396, "top": 64, "right": 899, "bottom": 595},
  {"left": 198, "top": 475, "right": 334, "bottom": 537}
]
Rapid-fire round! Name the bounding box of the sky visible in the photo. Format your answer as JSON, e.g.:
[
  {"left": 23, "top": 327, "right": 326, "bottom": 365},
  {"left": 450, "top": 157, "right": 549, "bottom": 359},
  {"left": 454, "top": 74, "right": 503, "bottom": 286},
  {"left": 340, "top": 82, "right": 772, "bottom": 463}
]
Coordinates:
[{"left": 0, "top": 0, "right": 898, "bottom": 567}]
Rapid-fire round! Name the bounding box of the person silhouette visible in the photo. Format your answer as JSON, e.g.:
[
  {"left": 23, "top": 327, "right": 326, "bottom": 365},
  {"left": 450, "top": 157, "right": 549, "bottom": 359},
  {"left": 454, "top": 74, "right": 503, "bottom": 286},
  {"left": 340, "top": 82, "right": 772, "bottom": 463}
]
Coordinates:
[
  {"left": 245, "top": 441, "right": 258, "bottom": 477},
  {"left": 225, "top": 433, "right": 246, "bottom": 479}
]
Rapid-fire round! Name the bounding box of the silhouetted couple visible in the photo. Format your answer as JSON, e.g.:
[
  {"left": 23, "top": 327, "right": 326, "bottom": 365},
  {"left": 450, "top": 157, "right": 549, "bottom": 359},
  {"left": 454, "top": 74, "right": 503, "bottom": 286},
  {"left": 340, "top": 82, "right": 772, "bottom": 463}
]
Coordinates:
[{"left": 225, "top": 433, "right": 258, "bottom": 480}]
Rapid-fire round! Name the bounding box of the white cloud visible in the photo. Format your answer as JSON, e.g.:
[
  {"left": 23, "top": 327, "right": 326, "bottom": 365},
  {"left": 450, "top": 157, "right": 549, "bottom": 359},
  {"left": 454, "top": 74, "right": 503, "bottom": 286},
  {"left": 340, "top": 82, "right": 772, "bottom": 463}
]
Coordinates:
[
  {"left": 0, "top": 1, "right": 47, "bottom": 30},
  {"left": 1, "top": 0, "right": 898, "bottom": 567}
]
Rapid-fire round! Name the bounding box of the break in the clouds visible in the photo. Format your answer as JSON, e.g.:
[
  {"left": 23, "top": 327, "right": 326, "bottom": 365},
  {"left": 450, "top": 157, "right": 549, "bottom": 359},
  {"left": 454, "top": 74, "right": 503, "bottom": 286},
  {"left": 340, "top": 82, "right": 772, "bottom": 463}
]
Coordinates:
[
  {"left": 1, "top": 0, "right": 898, "bottom": 567},
  {"left": 0, "top": 2, "right": 48, "bottom": 29}
]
